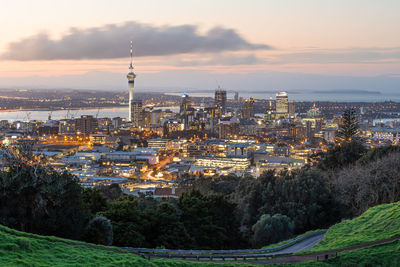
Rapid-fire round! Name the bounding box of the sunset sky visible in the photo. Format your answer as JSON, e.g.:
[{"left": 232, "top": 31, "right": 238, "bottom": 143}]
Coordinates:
[{"left": 1, "top": 0, "right": 399, "bottom": 91}]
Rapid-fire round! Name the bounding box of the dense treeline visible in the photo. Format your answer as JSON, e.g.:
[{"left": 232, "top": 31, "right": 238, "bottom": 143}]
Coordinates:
[
  {"left": 232, "top": 169, "right": 339, "bottom": 236},
  {"left": 0, "top": 159, "right": 88, "bottom": 240},
  {"left": 87, "top": 190, "right": 243, "bottom": 249}
]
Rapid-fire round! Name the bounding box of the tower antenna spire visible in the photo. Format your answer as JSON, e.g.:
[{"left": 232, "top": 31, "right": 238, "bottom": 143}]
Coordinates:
[{"left": 129, "top": 39, "right": 133, "bottom": 71}]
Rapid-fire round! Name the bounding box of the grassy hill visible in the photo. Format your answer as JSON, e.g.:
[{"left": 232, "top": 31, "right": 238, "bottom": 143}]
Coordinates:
[
  {"left": 2, "top": 201, "right": 400, "bottom": 266},
  {"left": 307, "top": 201, "right": 400, "bottom": 253},
  {"left": 279, "top": 201, "right": 400, "bottom": 266},
  {"left": 0, "top": 224, "right": 246, "bottom": 267}
]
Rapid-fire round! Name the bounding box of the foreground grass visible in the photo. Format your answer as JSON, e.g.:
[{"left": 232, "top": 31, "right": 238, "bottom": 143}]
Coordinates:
[
  {"left": 305, "top": 201, "right": 400, "bottom": 254},
  {"left": 0, "top": 224, "right": 249, "bottom": 267}
]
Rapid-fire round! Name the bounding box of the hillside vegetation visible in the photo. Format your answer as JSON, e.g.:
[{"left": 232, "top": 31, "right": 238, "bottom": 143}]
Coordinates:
[
  {"left": 0, "top": 224, "right": 245, "bottom": 267},
  {"left": 2, "top": 202, "right": 400, "bottom": 266},
  {"left": 274, "top": 202, "right": 400, "bottom": 266},
  {"left": 275, "top": 240, "right": 400, "bottom": 267},
  {"left": 307, "top": 201, "right": 400, "bottom": 253}
]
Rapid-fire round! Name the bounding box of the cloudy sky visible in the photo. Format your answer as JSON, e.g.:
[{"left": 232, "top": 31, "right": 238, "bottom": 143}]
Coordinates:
[{"left": 1, "top": 0, "right": 399, "bottom": 91}]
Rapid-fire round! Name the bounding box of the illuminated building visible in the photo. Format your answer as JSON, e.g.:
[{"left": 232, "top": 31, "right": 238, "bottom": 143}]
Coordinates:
[
  {"left": 130, "top": 100, "right": 143, "bottom": 127},
  {"left": 265, "top": 97, "right": 275, "bottom": 121},
  {"left": 150, "top": 109, "right": 163, "bottom": 125},
  {"left": 289, "top": 101, "right": 295, "bottom": 118},
  {"left": 275, "top": 92, "right": 289, "bottom": 119},
  {"left": 218, "top": 116, "right": 239, "bottom": 138},
  {"left": 179, "top": 94, "right": 194, "bottom": 129},
  {"left": 215, "top": 89, "right": 227, "bottom": 115},
  {"left": 75, "top": 115, "right": 98, "bottom": 135},
  {"left": 371, "top": 127, "right": 400, "bottom": 144},
  {"left": 242, "top": 97, "right": 255, "bottom": 119},
  {"left": 163, "top": 120, "right": 184, "bottom": 136},
  {"left": 302, "top": 105, "right": 324, "bottom": 131},
  {"left": 112, "top": 117, "right": 123, "bottom": 129},
  {"left": 147, "top": 138, "right": 172, "bottom": 149},
  {"left": 255, "top": 157, "right": 305, "bottom": 177},
  {"left": 195, "top": 156, "right": 250, "bottom": 172},
  {"left": 179, "top": 93, "right": 192, "bottom": 115}
]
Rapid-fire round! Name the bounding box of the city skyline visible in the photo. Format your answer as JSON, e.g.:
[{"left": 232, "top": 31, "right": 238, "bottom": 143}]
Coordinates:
[{"left": 0, "top": 0, "right": 399, "bottom": 92}]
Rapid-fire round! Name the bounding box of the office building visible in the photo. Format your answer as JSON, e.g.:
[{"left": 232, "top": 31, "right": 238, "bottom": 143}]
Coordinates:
[
  {"left": 75, "top": 115, "right": 98, "bottom": 135},
  {"left": 275, "top": 92, "right": 289, "bottom": 119},
  {"left": 242, "top": 97, "right": 255, "bottom": 119},
  {"left": 130, "top": 100, "right": 143, "bottom": 127},
  {"left": 179, "top": 93, "right": 192, "bottom": 115},
  {"left": 234, "top": 91, "right": 239, "bottom": 103},
  {"left": 289, "top": 101, "right": 295, "bottom": 118},
  {"left": 215, "top": 89, "right": 227, "bottom": 115}
]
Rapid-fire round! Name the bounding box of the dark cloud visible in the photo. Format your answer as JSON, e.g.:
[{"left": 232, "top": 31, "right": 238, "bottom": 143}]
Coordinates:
[{"left": 1, "top": 22, "right": 270, "bottom": 61}]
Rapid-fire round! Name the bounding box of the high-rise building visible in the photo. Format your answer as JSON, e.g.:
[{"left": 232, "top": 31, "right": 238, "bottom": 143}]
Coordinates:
[
  {"left": 234, "top": 91, "right": 239, "bottom": 103},
  {"left": 264, "top": 97, "right": 275, "bottom": 121},
  {"left": 75, "top": 115, "right": 98, "bottom": 135},
  {"left": 218, "top": 116, "right": 239, "bottom": 138},
  {"left": 127, "top": 40, "right": 137, "bottom": 122},
  {"left": 215, "top": 89, "right": 227, "bottom": 115},
  {"left": 179, "top": 93, "right": 192, "bottom": 115},
  {"left": 179, "top": 93, "right": 194, "bottom": 129},
  {"left": 130, "top": 100, "right": 143, "bottom": 127},
  {"left": 275, "top": 92, "right": 289, "bottom": 119},
  {"left": 242, "top": 97, "right": 255, "bottom": 119},
  {"left": 289, "top": 101, "right": 295, "bottom": 118},
  {"left": 112, "top": 117, "right": 123, "bottom": 129}
]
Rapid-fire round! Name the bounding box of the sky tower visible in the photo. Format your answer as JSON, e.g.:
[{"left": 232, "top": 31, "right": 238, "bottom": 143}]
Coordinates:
[{"left": 127, "top": 40, "right": 136, "bottom": 121}]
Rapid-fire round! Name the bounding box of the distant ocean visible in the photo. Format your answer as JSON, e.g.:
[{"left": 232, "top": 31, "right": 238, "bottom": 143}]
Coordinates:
[{"left": 166, "top": 90, "right": 400, "bottom": 102}]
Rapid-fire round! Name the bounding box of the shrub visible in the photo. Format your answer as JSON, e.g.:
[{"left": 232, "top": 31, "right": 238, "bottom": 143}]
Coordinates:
[
  {"left": 251, "top": 214, "right": 294, "bottom": 248},
  {"left": 82, "top": 216, "right": 113, "bottom": 246}
]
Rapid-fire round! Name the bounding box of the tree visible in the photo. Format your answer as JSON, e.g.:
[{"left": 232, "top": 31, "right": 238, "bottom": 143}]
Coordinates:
[
  {"left": 145, "top": 202, "right": 190, "bottom": 249},
  {"left": 98, "top": 183, "right": 123, "bottom": 201},
  {"left": 0, "top": 162, "right": 89, "bottom": 240},
  {"left": 179, "top": 190, "right": 242, "bottom": 249},
  {"left": 316, "top": 141, "right": 367, "bottom": 171},
  {"left": 82, "top": 216, "right": 113, "bottom": 245},
  {"left": 333, "top": 151, "right": 400, "bottom": 217},
  {"left": 83, "top": 188, "right": 108, "bottom": 215},
  {"left": 337, "top": 108, "right": 359, "bottom": 142},
  {"left": 232, "top": 170, "right": 340, "bottom": 236},
  {"left": 100, "top": 195, "right": 146, "bottom": 247},
  {"left": 356, "top": 145, "right": 400, "bottom": 166},
  {"left": 251, "top": 214, "right": 294, "bottom": 247}
]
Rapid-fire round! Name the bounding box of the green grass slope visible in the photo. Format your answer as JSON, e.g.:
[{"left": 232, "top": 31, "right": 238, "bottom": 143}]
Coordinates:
[
  {"left": 273, "top": 202, "right": 400, "bottom": 266},
  {"left": 307, "top": 201, "right": 400, "bottom": 253},
  {"left": 274, "top": 239, "right": 400, "bottom": 267},
  {"left": 0, "top": 224, "right": 247, "bottom": 267}
]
